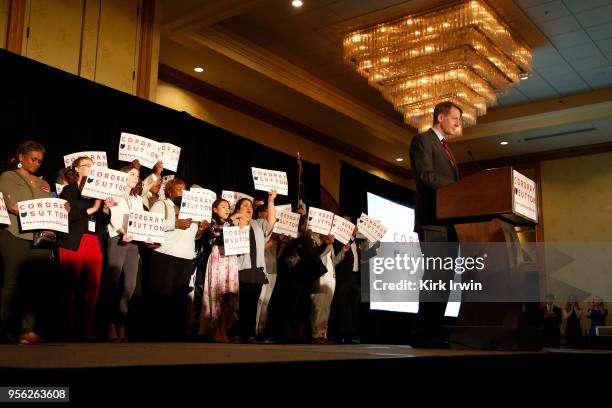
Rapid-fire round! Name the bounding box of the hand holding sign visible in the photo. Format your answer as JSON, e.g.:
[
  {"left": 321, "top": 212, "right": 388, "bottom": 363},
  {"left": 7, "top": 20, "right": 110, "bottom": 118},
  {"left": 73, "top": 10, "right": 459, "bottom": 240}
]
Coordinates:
[
  {"left": 118, "top": 132, "right": 160, "bottom": 169},
  {"left": 0, "top": 193, "right": 11, "bottom": 225},
  {"left": 179, "top": 189, "right": 215, "bottom": 222},
  {"left": 251, "top": 167, "right": 288, "bottom": 196},
  {"left": 81, "top": 166, "right": 130, "bottom": 201},
  {"left": 273, "top": 210, "right": 301, "bottom": 238},
  {"left": 307, "top": 207, "right": 334, "bottom": 235},
  {"left": 18, "top": 198, "right": 69, "bottom": 233},
  {"left": 223, "top": 226, "right": 250, "bottom": 255},
  {"left": 357, "top": 213, "right": 387, "bottom": 243},
  {"left": 126, "top": 209, "right": 165, "bottom": 244},
  {"left": 330, "top": 216, "right": 355, "bottom": 245}
]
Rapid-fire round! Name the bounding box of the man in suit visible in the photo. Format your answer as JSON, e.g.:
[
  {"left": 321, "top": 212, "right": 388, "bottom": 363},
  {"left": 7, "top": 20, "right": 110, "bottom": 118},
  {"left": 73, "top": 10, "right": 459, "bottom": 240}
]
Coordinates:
[{"left": 409, "top": 101, "right": 461, "bottom": 348}]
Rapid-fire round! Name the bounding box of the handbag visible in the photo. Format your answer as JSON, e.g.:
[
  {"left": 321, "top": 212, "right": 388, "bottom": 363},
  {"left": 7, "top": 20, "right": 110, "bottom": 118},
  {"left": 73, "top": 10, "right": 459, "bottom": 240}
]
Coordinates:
[
  {"left": 238, "top": 266, "right": 268, "bottom": 284},
  {"left": 32, "top": 230, "right": 57, "bottom": 250}
]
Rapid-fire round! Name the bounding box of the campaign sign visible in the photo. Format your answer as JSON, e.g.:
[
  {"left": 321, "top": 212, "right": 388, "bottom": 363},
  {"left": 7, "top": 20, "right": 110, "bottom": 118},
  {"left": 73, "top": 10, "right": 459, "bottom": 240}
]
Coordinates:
[
  {"left": 158, "top": 175, "right": 174, "bottom": 200},
  {"left": 222, "top": 191, "right": 254, "bottom": 211},
  {"left": 81, "top": 166, "right": 130, "bottom": 200},
  {"left": 330, "top": 216, "right": 356, "bottom": 245},
  {"left": 179, "top": 189, "right": 215, "bottom": 222},
  {"left": 251, "top": 167, "right": 288, "bottom": 196},
  {"left": 158, "top": 143, "right": 181, "bottom": 173},
  {"left": 223, "top": 226, "right": 250, "bottom": 256},
  {"left": 118, "top": 132, "right": 160, "bottom": 169},
  {"left": 0, "top": 192, "right": 10, "bottom": 225},
  {"left": 357, "top": 213, "right": 387, "bottom": 243},
  {"left": 273, "top": 210, "right": 301, "bottom": 238},
  {"left": 126, "top": 209, "right": 165, "bottom": 244},
  {"left": 513, "top": 170, "right": 538, "bottom": 223},
  {"left": 275, "top": 204, "right": 292, "bottom": 212},
  {"left": 17, "top": 198, "right": 68, "bottom": 233},
  {"left": 63, "top": 151, "right": 108, "bottom": 168},
  {"left": 307, "top": 207, "right": 334, "bottom": 235},
  {"left": 55, "top": 184, "right": 66, "bottom": 196}
]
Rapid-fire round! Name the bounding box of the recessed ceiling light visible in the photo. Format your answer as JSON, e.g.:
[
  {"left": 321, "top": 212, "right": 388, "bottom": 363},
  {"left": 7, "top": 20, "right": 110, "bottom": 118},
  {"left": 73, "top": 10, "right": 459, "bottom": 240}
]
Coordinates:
[
  {"left": 395, "top": 157, "right": 404, "bottom": 162},
  {"left": 500, "top": 141, "right": 509, "bottom": 145},
  {"left": 193, "top": 67, "right": 204, "bottom": 73},
  {"left": 292, "top": 0, "right": 303, "bottom": 8}
]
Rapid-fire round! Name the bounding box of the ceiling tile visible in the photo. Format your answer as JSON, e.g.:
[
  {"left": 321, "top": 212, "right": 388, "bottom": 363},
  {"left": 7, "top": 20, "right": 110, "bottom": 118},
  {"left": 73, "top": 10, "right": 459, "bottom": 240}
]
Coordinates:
[
  {"left": 597, "top": 38, "right": 612, "bottom": 54},
  {"left": 575, "top": 5, "right": 612, "bottom": 28},
  {"left": 534, "top": 61, "right": 574, "bottom": 77},
  {"left": 558, "top": 42, "right": 601, "bottom": 61},
  {"left": 515, "top": 0, "right": 557, "bottom": 8},
  {"left": 524, "top": 1, "right": 570, "bottom": 23},
  {"left": 326, "top": 0, "right": 408, "bottom": 20},
  {"left": 570, "top": 54, "right": 610, "bottom": 70},
  {"left": 580, "top": 66, "right": 612, "bottom": 87},
  {"left": 545, "top": 74, "right": 591, "bottom": 94},
  {"left": 537, "top": 16, "right": 582, "bottom": 36},
  {"left": 585, "top": 22, "right": 612, "bottom": 41},
  {"left": 563, "top": 0, "right": 612, "bottom": 13},
  {"left": 532, "top": 44, "right": 568, "bottom": 68},
  {"left": 549, "top": 30, "right": 593, "bottom": 49},
  {"left": 516, "top": 73, "right": 559, "bottom": 99},
  {"left": 497, "top": 86, "right": 530, "bottom": 105}
]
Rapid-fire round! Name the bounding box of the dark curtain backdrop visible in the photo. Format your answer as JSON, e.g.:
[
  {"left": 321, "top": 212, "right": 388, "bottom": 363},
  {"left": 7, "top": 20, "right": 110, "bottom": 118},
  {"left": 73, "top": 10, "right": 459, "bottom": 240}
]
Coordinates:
[
  {"left": 0, "top": 49, "right": 319, "bottom": 208},
  {"left": 338, "top": 160, "right": 414, "bottom": 221}
]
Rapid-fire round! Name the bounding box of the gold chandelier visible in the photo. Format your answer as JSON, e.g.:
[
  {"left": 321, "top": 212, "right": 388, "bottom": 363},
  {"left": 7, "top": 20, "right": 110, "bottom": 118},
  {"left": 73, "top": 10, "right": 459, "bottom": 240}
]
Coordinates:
[{"left": 343, "top": 0, "right": 532, "bottom": 133}]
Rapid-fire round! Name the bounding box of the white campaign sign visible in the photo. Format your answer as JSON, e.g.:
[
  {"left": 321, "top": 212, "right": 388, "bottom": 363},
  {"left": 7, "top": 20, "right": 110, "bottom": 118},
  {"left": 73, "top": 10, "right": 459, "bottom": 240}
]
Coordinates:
[
  {"left": 126, "top": 209, "right": 165, "bottom": 244},
  {"left": 251, "top": 167, "right": 288, "bottom": 196},
  {"left": 63, "top": 151, "right": 108, "bottom": 168},
  {"left": 179, "top": 189, "right": 216, "bottom": 222},
  {"left": 17, "top": 198, "right": 68, "bottom": 233},
  {"left": 222, "top": 191, "right": 254, "bottom": 210},
  {"left": 273, "top": 210, "right": 301, "bottom": 238},
  {"left": 330, "top": 216, "right": 356, "bottom": 245},
  {"left": 275, "top": 204, "right": 292, "bottom": 212},
  {"left": 307, "top": 207, "right": 334, "bottom": 235},
  {"left": 158, "top": 143, "right": 181, "bottom": 172},
  {"left": 512, "top": 170, "right": 538, "bottom": 223},
  {"left": 357, "top": 213, "right": 388, "bottom": 243},
  {"left": 118, "top": 132, "right": 160, "bottom": 169},
  {"left": 0, "top": 192, "right": 11, "bottom": 225},
  {"left": 55, "top": 184, "right": 66, "bottom": 196},
  {"left": 223, "top": 226, "right": 250, "bottom": 256},
  {"left": 81, "top": 166, "right": 130, "bottom": 200}
]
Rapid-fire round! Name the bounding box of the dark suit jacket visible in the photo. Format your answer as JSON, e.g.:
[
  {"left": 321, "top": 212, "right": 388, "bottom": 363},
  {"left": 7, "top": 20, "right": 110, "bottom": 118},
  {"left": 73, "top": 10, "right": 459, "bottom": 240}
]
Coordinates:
[
  {"left": 409, "top": 128, "right": 459, "bottom": 231},
  {"left": 57, "top": 183, "right": 110, "bottom": 251}
]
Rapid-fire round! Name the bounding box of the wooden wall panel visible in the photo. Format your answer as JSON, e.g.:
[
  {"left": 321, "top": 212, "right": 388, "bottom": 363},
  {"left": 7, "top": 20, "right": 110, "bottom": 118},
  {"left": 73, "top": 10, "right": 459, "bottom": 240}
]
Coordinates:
[
  {"left": 0, "top": 0, "right": 9, "bottom": 49},
  {"left": 23, "top": 0, "right": 84, "bottom": 74},
  {"left": 94, "top": 0, "right": 140, "bottom": 94}
]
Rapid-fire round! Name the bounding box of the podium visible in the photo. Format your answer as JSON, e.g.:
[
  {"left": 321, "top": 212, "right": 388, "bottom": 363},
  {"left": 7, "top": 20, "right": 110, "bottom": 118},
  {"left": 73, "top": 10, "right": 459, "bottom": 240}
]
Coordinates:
[{"left": 436, "top": 167, "right": 541, "bottom": 349}]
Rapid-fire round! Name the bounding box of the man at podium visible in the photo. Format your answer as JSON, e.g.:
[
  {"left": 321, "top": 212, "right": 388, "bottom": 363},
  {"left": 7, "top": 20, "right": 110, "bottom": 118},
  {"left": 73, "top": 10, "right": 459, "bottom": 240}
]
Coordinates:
[{"left": 409, "top": 101, "right": 461, "bottom": 348}]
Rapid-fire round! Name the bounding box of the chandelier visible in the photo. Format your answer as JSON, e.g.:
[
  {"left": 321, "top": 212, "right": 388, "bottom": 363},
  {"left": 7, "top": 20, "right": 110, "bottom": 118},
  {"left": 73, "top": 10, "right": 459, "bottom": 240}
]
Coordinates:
[{"left": 343, "top": 0, "right": 532, "bottom": 133}]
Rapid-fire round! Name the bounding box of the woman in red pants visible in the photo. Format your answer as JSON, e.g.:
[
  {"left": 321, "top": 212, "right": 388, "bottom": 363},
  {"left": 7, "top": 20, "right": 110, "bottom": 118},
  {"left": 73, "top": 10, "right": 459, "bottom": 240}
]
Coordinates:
[{"left": 58, "top": 156, "right": 112, "bottom": 340}]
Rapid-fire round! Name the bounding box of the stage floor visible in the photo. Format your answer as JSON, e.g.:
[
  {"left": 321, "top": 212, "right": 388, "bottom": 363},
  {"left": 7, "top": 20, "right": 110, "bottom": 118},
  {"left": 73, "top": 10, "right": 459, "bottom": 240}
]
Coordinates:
[
  {"left": 1, "top": 343, "right": 610, "bottom": 402},
  {"left": 0, "top": 342, "right": 554, "bottom": 369}
]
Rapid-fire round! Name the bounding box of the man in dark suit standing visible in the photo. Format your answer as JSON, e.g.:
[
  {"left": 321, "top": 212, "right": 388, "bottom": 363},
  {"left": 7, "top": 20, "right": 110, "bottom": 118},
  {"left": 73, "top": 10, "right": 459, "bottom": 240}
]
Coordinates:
[{"left": 409, "top": 101, "right": 461, "bottom": 348}]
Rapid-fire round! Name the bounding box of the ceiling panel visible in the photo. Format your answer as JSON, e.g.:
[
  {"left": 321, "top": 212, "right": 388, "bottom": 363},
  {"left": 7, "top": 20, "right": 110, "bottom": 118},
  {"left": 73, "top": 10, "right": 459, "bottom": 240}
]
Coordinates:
[
  {"left": 574, "top": 4, "right": 612, "bottom": 28},
  {"left": 537, "top": 15, "right": 582, "bottom": 36},
  {"left": 558, "top": 42, "right": 601, "bottom": 61},
  {"left": 524, "top": 1, "right": 571, "bottom": 23},
  {"left": 563, "top": 0, "right": 612, "bottom": 13},
  {"left": 531, "top": 44, "right": 568, "bottom": 68},
  {"left": 326, "top": 0, "right": 407, "bottom": 20},
  {"left": 549, "top": 30, "right": 593, "bottom": 49},
  {"left": 581, "top": 66, "right": 612, "bottom": 87},
  {"left": 544, "top": 72, "right": 590, "bottom": 94},
  {"left": 585, "top": 22, "right": 612, "bottom": 41},
  {"left": 496, "top": 86, "right": 530, "bottom": 106},
  {"left": 569, "top": 54, "right": 610, "bottom": 71}
]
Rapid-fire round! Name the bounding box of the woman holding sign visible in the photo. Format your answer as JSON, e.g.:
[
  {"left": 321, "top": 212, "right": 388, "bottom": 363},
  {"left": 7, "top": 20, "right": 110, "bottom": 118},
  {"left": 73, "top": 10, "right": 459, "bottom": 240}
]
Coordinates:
[
  {"left": 0, "top": 141, "right": 52, "bottom": 344},
  {"left": 58, "top": 156, "right": 112, "bottom": 340},
  {"left": 105, "top": 162, "right": 144, "bottom": 341},
  {"left": 231, "top": 191, "right": 276, "bottom": 343}
]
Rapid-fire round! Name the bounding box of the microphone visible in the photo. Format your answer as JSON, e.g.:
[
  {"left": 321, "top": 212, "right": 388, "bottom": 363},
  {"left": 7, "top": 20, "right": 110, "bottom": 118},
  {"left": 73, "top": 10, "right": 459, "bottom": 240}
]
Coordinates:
[{"left": 467, "top": 150, "right": 483, "bottom": 172}]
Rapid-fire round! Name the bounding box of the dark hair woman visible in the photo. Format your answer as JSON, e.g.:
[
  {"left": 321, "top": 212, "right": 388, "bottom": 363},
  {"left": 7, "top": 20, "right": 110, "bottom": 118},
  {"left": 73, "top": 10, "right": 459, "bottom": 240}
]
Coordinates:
[
  {"left": 57, "top": 156, "right": 112, "bottom": 340},
  {"left": 0, "top": 141, "right": 52, "bottom": 343}
]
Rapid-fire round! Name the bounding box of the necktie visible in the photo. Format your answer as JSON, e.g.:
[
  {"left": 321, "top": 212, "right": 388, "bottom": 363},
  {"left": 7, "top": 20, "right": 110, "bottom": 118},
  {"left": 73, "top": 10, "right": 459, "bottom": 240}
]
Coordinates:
[{"left": 441, "top": 138, "right": 456, "bottom": 167}]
